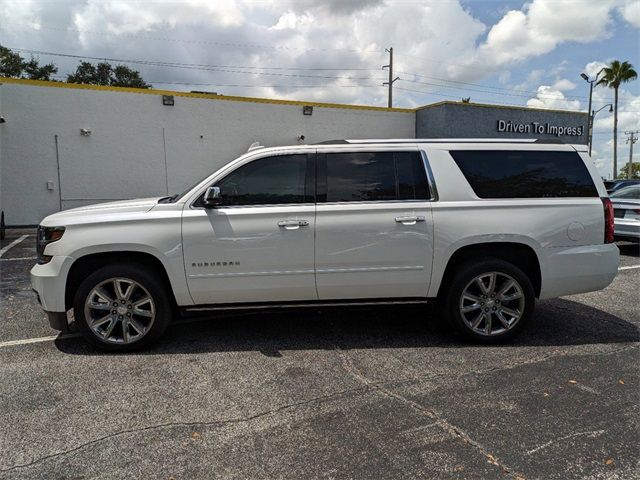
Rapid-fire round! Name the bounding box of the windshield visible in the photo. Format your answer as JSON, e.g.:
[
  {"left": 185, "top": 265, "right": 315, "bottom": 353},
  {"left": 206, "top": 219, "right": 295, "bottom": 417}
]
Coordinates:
[
  {"left": 611, "top": 185, "right": 640, "bottom": 199},
  {"left": 157, "top": 176, "right": 211, "bottom": 204}
]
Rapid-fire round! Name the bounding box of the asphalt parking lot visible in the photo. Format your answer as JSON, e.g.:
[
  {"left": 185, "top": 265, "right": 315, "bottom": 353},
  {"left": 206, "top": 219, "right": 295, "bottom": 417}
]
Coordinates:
[{"left": 0, "top": 229, "right": 638, "bottom": 480}]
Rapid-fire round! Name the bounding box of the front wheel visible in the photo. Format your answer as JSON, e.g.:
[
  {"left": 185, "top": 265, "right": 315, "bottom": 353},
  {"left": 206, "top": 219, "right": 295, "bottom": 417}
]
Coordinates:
[
  {"left": 444, "top": 259, "right": 535, "bottom": 343},
  {"left": 73, "top": 264, "right": 172, "bottom": 351}
]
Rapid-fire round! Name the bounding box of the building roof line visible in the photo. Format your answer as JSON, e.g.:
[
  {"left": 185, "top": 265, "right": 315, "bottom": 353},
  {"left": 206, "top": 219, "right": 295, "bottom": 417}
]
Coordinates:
[
  {"left": 0, "top": 76, "right": 585, "bottom": 116},
  {"left": 414, "top": 99, "right": 588, "bottom": 116},
  {"left": 0, "top": 77, "right": 414, "bottom": 113}
]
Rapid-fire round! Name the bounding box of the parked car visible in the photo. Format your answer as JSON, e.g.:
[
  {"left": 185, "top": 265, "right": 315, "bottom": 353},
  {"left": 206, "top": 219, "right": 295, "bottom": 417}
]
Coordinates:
[
  {"left": 32, "top": 139, "right": 619, "bottom": 351},
  {"left": 610, "top": 184, "right": 640, "bottom": 242},
  {"left": 603, "top": 179, "right": 640, "bottom": 194}
]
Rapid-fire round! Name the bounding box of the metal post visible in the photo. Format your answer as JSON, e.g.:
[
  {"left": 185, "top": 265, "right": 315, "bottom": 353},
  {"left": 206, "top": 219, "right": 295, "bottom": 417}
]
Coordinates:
[
  {"left": 54, "top": 134, "right": 63, "bottom": 211},
  {"left": 587, "top": 82, "right": 593, "bottom": 155},
  {"left": 625, "top": 130, "right": 639, "bottom": 179}
]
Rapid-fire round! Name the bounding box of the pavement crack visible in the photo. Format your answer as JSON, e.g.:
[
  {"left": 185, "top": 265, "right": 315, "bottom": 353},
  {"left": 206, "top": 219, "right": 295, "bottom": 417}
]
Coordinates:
[
  {"left": 0, "top": 386, "right": 369, "bottom": 473},
  {"left": 333, "top": 346, "right": 526, "bottom": 479},
  {"left": 526, "top": 430, "right": 606, "bottom": 455}
]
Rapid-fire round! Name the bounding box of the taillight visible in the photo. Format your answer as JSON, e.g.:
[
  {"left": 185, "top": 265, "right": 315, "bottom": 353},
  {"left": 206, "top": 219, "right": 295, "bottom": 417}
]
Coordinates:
[{"left": 601, "top": 198, "right": 614, "bottom": 244}]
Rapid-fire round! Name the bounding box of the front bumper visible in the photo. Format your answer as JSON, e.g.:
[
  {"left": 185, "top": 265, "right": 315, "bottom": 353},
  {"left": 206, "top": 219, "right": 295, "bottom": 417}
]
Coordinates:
[{"left": 30, "top": 255, "right": 74, "bottom": 313}]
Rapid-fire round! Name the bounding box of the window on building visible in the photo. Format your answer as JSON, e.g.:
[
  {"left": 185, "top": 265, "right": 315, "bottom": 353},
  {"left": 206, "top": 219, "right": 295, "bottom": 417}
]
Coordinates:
[
  {"left": 321, "top": 151, "right": 429, "bottom": 202},
  {"left": 213, "top": 154, "right": 313, "bottom": 206},
  {"left": 450, "top": 150, "right": 598, "bottom": 198}
]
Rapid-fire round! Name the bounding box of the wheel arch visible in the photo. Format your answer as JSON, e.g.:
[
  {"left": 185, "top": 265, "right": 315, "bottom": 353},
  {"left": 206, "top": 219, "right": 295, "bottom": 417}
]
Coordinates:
[
  {"left": 65, "top": 251, "right": 178, "bottom": 311},
  {"left": 435, "top": 241, "right": 542, "bottom": 299}
]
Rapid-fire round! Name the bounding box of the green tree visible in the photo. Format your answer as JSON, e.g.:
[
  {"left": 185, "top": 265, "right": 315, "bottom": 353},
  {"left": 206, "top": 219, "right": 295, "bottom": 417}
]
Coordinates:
[
  {"left": 0, "top": 45, "right": 58, "bottom": 80},
  {"left": 617, "top": 162, "right": 640, "bottom": 180},
  {"left": 67, "top": 61, "right": 150, "bottom": 89},
  {"left": 596, "top": 60, "right": 638, "bottom": 178},
  {"left": 0, "top": 45, "right": 23, "bottom": 77}
]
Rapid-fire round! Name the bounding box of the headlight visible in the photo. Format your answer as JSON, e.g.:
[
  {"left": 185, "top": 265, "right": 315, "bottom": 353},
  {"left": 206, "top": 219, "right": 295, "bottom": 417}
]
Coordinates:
[{"left": 36, "top": 226, "right": 65, "bottom": 264}]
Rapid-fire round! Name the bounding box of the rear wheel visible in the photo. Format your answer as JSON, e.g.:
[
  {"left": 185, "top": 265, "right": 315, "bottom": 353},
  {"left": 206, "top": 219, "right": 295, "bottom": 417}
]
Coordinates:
[
  {"left": 73, "top": 264, "right": 171, "bottom": 351},
  {"left": 444, "top": 259, "right": 534, "bottom": 343}
]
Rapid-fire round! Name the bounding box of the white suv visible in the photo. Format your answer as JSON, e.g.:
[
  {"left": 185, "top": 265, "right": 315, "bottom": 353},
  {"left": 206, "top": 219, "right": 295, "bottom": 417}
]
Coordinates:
[{"left": 31, "top": 139, "right": 619, "bottom": 351}]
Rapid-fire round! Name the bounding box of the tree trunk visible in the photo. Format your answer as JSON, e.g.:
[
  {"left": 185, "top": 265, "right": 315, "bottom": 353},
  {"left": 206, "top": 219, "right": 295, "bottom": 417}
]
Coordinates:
[{"left": 613, "top": 86, "right": 618, "bottom": 179}]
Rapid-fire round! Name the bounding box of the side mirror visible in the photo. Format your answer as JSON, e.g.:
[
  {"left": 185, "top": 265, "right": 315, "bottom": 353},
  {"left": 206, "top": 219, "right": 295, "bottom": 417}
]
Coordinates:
[{"left": 203, "top": 186, "right": 222, "bottom": 208}]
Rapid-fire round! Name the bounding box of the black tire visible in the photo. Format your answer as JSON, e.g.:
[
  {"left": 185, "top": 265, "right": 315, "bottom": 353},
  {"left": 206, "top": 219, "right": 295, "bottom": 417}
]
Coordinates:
[
  {"left": 444, "top": 258, "right": 535, "bottom": 343},
  {"left": 73, "top": 263, "right": 172, "bottom": 352}
]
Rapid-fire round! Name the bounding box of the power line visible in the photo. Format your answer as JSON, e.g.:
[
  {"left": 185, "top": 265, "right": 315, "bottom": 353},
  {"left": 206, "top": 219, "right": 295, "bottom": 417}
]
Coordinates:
[
  {"left": 396, "top": 71, "right": 594, "bottom": 101},
  {"left": 11, "top": 46, "right": 633, "bottom": 107},
  {"left": 10, "top": 47, "right": 385, "bottom": 82}
]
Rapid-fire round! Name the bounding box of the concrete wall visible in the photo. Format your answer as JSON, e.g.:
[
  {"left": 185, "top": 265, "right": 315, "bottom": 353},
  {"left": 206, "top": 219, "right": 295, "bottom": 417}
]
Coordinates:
[
  {"left": 416, "top": 102, "right": 588, "bottom": 144},
  {"left": 0, "top": 81, "right": 414, "bottom": 225}
]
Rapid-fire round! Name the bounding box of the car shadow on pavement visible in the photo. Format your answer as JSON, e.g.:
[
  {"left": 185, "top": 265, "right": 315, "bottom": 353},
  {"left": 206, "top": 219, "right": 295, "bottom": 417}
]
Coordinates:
[
  {"left": 55, "top": 297, "right": 639, "bottom": 356},
  {"left": 618, "top": 242, "right": 639, "bottom": 257}
]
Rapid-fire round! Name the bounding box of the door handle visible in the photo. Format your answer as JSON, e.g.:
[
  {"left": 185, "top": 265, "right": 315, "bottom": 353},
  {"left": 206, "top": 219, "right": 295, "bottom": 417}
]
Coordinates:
[
  {"left": 395, "top": 216, "right": 425, "bottom": 225},
  {"left": 278, "top": 220, "right": 309, "bottom": 229}
]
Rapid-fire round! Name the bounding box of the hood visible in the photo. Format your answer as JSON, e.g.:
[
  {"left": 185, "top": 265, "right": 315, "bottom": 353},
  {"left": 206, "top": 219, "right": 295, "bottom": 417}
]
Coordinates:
[{"left": 40, "top": 197, "right": 163, "bottom": 227}]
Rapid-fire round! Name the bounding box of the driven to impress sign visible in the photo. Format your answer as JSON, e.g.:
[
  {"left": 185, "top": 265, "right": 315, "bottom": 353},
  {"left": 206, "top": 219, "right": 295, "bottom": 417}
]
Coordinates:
[{"left": 497, "top": 120, "right": 584, "bottom": 137}]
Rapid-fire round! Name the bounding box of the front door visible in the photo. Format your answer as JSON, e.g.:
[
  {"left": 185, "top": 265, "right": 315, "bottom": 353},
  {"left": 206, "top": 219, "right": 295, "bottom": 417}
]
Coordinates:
[
  {"left": 182, "top": 152, "right": 317, "bottom": 305},
  {"left": 315, "top": 149, "right": 434, "bottom": 299}
]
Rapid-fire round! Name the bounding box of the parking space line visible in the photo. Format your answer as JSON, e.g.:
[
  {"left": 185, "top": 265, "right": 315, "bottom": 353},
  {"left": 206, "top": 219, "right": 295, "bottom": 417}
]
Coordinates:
[
  {"left": 619, "top": 265, "right": 640, "bottom": 271},
  {"left": 0, "top": 333, "right": 80, "bottom": 349},
  {"left": 0, "top": 235, "right": 29, "bottom": 258},
  {"left": 0, "top": 256, "right": 37, "bottom": 261}
]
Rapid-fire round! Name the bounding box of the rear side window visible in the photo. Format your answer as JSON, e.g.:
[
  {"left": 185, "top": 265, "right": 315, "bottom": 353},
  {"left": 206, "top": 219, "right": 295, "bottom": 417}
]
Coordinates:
[
  {"left": 320, "top": 151, "right": 429, "bottom": 202},
  {"left": 450, "top": 150, "right": 598, "bottom": 198}
]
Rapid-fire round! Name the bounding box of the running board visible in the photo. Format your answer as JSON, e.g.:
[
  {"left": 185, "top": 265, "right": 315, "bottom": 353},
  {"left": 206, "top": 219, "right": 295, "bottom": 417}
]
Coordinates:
[{"left": 182, "top": 298, "right": 431, "bottom": 313}]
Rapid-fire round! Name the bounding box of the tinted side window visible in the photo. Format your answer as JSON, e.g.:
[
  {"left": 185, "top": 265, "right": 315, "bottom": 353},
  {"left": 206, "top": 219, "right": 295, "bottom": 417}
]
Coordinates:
[
  {"left": 322, "top": 151, "right": 429, "bottom": 202},
  {"left": 215, "top": 154, "right": 312, "bottom": 206},
  {"left": 395, "top": 152, "right": 430, "bottom": 200},
  {"left": 450, "top": 150, "right": 598, "bottom": 198}
]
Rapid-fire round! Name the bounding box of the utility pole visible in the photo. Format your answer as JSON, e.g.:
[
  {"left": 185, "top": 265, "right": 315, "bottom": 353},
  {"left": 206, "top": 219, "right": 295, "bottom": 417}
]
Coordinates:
[
  {"left": 624, "top": 130, "right": 639, "bottom": 179},
  {"left": 382, "top": 47, "right": 399, "bottom": 108}
]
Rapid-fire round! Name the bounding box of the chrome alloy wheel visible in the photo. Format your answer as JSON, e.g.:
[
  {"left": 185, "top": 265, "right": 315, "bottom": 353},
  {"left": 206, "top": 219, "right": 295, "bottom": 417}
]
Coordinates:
[
  {"left": 84, "top": 277, "right": 156, "bottom": 344},
  {"left": 459, "top": 272, "right": 525, "bottom": 336}
]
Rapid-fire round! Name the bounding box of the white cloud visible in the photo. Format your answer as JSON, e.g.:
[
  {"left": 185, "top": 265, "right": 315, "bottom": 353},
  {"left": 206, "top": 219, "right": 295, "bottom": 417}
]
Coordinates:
[
  {"left": 618, "top": 0, "right": 640, "bottom": 28},
  {"left": 526, "top": 85, "right": 582, "bottom": 110},
  {"left": 551, "top": 79, "right": 577, "bottom": 91},
  {"left": 1, "top": 0, "right": 637, "bottom": 109},
  {"left": 72, "top": 0, "right": 246, "bottom": 43},
  {"left": 476, "top": 0, "right": 618, "bottom": 67}
]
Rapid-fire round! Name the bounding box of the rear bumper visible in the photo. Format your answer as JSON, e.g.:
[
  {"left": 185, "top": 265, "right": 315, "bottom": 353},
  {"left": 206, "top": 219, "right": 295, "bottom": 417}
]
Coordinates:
[
  {"left": 614, "top": 219, "right": 639, "bottom": 241},
  {"left": 539, "top": 243, "right": 619, "bottom": 299}
]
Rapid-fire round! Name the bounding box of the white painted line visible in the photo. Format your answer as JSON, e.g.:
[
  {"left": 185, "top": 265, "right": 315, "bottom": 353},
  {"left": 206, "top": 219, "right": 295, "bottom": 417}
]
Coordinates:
[
  {"left": 0, "top": 333, "right": 80, "bottom": 349},
  {"left": 0, "top": 235, "right": 29, "bottom": 258},
  {"left": 0, "top": 256, "right": 37, "bottom": 261},
  {"left": 619, "top": 265, "right": 640, "bottom": 271}
]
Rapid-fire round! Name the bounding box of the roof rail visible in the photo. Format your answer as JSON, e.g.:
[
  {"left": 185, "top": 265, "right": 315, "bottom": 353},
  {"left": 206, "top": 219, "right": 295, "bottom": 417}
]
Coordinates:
[{"left": 314, "top": 139, "right": 350, "bottom": 145}]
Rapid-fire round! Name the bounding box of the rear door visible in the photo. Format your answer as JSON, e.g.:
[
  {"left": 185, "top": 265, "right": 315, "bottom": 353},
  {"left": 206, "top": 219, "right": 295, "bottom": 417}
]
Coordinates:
[{"left": 315, "top": 147, "right": 434, "bottom": 300}]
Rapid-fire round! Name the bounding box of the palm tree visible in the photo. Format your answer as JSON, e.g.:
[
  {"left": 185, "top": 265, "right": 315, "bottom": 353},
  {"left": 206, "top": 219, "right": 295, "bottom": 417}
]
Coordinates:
[{"left": 596, "top": 60, "right": 637, "bottom": 179}]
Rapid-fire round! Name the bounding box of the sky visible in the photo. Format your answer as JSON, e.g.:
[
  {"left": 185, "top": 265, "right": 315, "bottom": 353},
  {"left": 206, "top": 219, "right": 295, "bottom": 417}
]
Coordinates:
[{"left": 0, "top": 0, "right": 638, "bottom": 178}]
